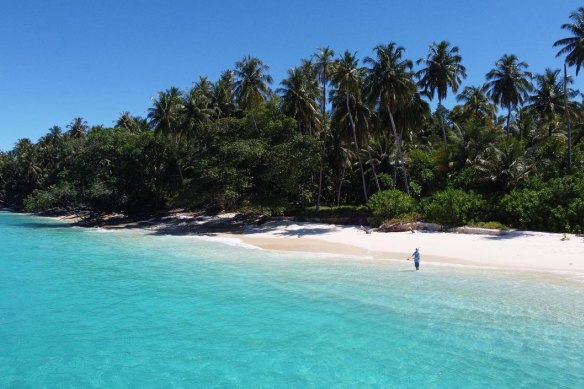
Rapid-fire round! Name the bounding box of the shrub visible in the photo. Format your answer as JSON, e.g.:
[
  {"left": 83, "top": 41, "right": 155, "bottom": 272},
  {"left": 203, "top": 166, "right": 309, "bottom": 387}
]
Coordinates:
[
  {"left": 23, "top": 182, "right": 77, "bottom": 212},
  {"left": 421, "top": 189, "right": 487, "bottom": 227},
  {"left": 367, "top": 189, "right": 415, "bottom": 218},
  {"left": 467, "top": 221, "right": 508, "bottom": 230},
  {"left": 376, "top": 173, "right": 395, "bottom": 191},
  {"left": 499, "top": 174, "right": 584, "bottom": 232},
  {"left": 499, "top": 188, "right": 548, "bottom": 230}
]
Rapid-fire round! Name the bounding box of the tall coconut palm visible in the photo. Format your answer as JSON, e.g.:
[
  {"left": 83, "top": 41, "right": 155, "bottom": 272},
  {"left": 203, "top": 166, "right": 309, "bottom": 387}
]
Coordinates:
[
  {"left": 312, "top": 47, "right": 335, "bottom": 209},
  {"left": 47, "top": 125, "right": 63, "bottom": 142},
  {"left": 233, "top": 56, "right": 273, "bottom": 134},
  {"left": 553, "top": 8, "right": 584, "bottom": 169},
  {"left": 416, "top": 41, "right": 467, "bottom": 144},
  {"left": 277, "top": 65, "right": 320, "bottom": 135},
  {"left": 393, "top": 90, "right": 431, "bottom": 144},
  {"left": 14, "top": 138, "right": 42, "bottom": 189},
  {"left": 183, "top": 87, "right": 213, "bottom": 139},
  {"left": 193, "top": 76, "right": 214, "bottom": 100},
  {"left": 148, "top": 87, "right": 184, "bottom": 137},
  {"left": 66, "top": 117, "right": 88, "bottom": 139},
  {"left": 117, "top": 114, "right": 149, "bottom": 133},
  {"left": 115, "top": 111, "right": 145, "bottom": 133},
  {"left": 148, "top": 87, "right": 185, "bottom": 181},
  {"left": 330, "top": 51, "right": 369, "bottom": 202},
  {"left": 212, "top": 70, "right": 237, "bottom": 119},
  {"left": 455, "top": 85, "right": 496, "bottom": 124},
  {"left": 554, "top": 7, "right": 584, "bottom": 75},
  {"left": 353, "top": 91, "right": 380, "bottom": 194},
  {"left": 313, "top": 47, "right": 335, "bottom": 132},
  {"left": 331, "top": 74, "right": 379, "bottom": 193},
  {"left": 475, "top": 138, "right": 531, "bottom": 193},
  {"left": 525, "top": 68, "right": 578, "bottom": 137},
  {"left": 485, "top": 54, "right": 533, "bottom": 134},
  {"left": 300, "top": 59, "right": 322, "bottom": 135},
  {"left": 364, "top": 43, "right": 417, "bottom": 194}
]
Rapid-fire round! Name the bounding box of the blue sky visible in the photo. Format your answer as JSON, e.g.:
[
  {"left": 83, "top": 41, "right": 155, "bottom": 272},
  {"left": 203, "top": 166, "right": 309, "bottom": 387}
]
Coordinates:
[{"left": 0, "top": 0, "right": 582, "bottom": 150}]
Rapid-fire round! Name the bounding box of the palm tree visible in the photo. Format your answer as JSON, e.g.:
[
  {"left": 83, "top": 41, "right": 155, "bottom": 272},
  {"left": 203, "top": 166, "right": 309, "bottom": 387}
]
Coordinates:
[
  {"left": 313, "top": 48, "right": 335, "bottom": 131},
  {"left": 553, "top": 8, "right": 584, "bottom": 169},
  {"left": 416, "top": 41, "right": 467, "bottom": 144},
  {"left": 554, "top": 7, "right": 584, "bottom": 75},
  {"left": 115, "top": 111, "right": 146, "bottom": 133},
  {"left": 278, "top": 66, "right": 320, "bottom": 134},
  {"left": 393, "top": 90, "right": 431, "bottom": 145},
  {"left": 48, "top": 125, "right": 63, "bottom": 141},
  {"left": 331, "top": 74, "right": 380, "bottom": 193},
  {"left": 0, "top": 152, "right": 8, "bottom": 189},
  {"left": 475, "top": 138, "right": 531, "bottom": 193},
  {"left": 212, "top": 70, "right": 237, "bottom": 118},
  {"left": 330, "top": 51, "right": 369, "bottom": 202},
  {"left": 354, "top": 93, "right": 380, "bottom": 194},
  {"left": 312, "top": 47, "right": 335, "bottom": 209},
  {"left": 66, "top": 117, "right": 88, "bottom": 139},
  {"left": 14, "top": 138, "right": 42, "bottom": 189},
  {"left": 525, "top": 68, "right": 578, "bottom": 137},
  {"left": 148, "top": 87, "right": 185, "bottom": 181},
  {"left": 485, "top": 54, "right": 533, "bottom": 134},
  {"left": 233, "top": 56, "right": 273, "bottom": 134},
  {"left": 455, "top": 85, "right": 496, "bottom": 124},
  {"left": 300, "top": 59, "right": 322, "bottom": 135},
  {"left": 183, "top": 87, "right": 213, "bottom": 139},
  {"left": 364, "top": 43, "right": 417, "bottom": 194},
  {"left": 193, "top": 76, "right": 214, "bottom": 100},
  {"left": 148, "top": 87, "right": 184, "bottom": 136}
]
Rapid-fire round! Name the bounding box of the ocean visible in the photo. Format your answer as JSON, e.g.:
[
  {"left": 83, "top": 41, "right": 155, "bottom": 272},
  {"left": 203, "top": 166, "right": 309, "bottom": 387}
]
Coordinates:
[{"left": 1, "top": 211, "right": 583, "bottom": 387}]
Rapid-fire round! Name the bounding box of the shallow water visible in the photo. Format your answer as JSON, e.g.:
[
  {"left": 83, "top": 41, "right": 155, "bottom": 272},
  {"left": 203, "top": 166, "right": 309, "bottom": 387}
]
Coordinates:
[{"left": 1, "top": 211, "right": 583, "bottom": 388}]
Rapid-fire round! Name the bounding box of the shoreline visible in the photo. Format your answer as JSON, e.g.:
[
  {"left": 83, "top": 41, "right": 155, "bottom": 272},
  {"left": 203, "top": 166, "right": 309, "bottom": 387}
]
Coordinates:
[
  {"left": 63, "top": 211, "right": 584, "bottom": 275},
  {"left": 4, "top": 209, "right": 583, "bottom": 276},
  {"left": 226, "top": 221, "right": 584, "bottom": 273}
]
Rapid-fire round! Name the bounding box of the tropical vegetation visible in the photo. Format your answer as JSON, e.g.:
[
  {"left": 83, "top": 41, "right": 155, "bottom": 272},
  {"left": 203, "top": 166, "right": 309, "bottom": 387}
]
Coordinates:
[{"left": 2, "top": 8, "right": 584, "bottom": 233}]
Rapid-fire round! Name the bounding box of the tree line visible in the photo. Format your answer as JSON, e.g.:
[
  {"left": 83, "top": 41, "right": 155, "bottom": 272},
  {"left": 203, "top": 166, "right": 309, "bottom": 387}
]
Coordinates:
[{"left": 2, "top": 7, "right": 584, "bottom": 233}]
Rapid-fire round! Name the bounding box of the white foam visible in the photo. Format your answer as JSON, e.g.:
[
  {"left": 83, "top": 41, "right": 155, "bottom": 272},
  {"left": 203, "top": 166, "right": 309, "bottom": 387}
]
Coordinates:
[
  {"left": 192, "top": 235, "right": 262, "bottom": 250},
  {"left": 153, "top": 234, "right": 263, "bottom": 250}
]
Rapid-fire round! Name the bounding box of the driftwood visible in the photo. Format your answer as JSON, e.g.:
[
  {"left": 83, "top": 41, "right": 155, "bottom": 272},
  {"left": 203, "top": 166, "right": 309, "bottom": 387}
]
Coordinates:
[
  {"left": 378, "top": 222, "right": 442, "bottom": 233},
  {"left": 377, "top": 222, "right": 509, "bottom": 236},
  {"left": 449, "top": 226, "right": 509, "bottom": 236}
]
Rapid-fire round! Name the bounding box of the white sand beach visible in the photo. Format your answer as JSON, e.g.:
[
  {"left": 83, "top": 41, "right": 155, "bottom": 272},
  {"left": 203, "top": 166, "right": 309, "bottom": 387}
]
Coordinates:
[
  {"left": 227, "top": 221, "right": 584, "bottom": 273},
  {"left": 53, "top": 211, "right": 584, "bottom": 275}
]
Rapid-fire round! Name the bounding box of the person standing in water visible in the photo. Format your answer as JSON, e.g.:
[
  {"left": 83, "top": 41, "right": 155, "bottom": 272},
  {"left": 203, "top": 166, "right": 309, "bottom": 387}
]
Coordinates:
[{"left": 408, "top": 248, "right": 420, "bottom": 270}]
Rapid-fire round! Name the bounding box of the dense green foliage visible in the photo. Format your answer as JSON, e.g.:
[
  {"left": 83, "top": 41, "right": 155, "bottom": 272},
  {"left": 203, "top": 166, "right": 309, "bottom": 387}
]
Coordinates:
[
  {"left": 2, "top": 8, "right": 584, "bottom": 232},
  {"left": 368, "top": 190, "right": 415, "bottom": 218},
  {"left": 500, "top": 174, "right": 584, "bottom": 233},
  {"left": 421, "top": 189, "right": 488, "bottom": 227}
]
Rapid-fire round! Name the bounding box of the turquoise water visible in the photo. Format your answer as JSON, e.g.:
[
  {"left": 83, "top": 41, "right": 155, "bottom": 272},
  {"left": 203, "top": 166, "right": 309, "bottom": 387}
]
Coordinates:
[{"left": 1, "top": 212, "right": 583, "bottom": 388}]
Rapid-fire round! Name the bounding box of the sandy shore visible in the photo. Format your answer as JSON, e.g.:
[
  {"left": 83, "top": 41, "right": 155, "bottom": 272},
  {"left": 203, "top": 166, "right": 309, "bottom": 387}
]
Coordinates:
[
  {"left": 222, "top": 221, "right": 584, "bottom": 274},
  {"left": 47, "top": 210, "right": 584, "bottom": 274}
]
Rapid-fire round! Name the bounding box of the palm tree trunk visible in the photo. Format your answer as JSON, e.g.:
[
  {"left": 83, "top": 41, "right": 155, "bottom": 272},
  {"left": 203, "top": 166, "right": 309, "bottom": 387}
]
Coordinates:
[
  {"left": 392, "top": 166, "right": 397, "bottom": 187},
  {"left": 439, "top": 99, "right": 447, "bottom": 144},
  {"left": 366, "top": 139, "right": 381, "bottom": 192},
  {"left": 173, "top": 135, "right": 184, "bottom": 183},
  {"left": 337, "top": 148, "right": 348, "bottom": 205},
  {"left": 347, "top": 92, "right": 368, "bottom": 202},
  {"left": 564, "top": 64, "right": 573, "bottom": 169},
  {"left": 387, "top": 105, "right": 410, "bottom": 195},
  {"left": 316, "top": 69, "right": 328, "bottom": 211},
  {"left": 251, "top": 111, "right": 260, "bottom": 136},
  {"left": 506, "top": 107, "right": 512, "bottom": 136},
  {"left": 317, "top": 165, "right": 323, "bottom": 210}
]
